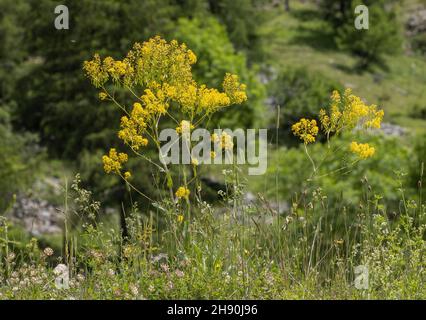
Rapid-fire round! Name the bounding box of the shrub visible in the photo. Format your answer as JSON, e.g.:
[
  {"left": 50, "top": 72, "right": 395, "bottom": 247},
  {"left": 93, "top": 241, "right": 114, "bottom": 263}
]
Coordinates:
[
  {"left": 14, "top": 0, "right": 179, "bottom": 158},
  {"left": 335, "top": 0, "right": 403, "bottom": 69},
  {"left": 318, "top": 0, "right": 354, "bottom": 29},
  {"left": 206, "top": 0, "right": 265, "bottom": 53}
]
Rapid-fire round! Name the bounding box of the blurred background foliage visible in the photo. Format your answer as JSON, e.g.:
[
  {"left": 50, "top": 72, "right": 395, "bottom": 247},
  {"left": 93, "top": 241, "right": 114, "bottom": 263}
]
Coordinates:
[{"left": 0, "top": 0, "right": 425, "bottom": 237}]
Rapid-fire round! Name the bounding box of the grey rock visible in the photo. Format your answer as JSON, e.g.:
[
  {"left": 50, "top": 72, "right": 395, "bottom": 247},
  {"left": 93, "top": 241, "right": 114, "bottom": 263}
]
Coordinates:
[{"left": 11, "top": 195, "right": 63, "bottom": 236}]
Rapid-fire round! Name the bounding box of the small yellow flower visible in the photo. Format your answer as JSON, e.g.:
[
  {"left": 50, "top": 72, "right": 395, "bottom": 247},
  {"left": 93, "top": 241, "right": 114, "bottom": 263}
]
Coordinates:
[
  {"left": 223, "top": 73, "right": 247, "bottom": 104},
  {"left": 331, "top": 90, "right": 341, "bottom": 103},
  {"left": 211, "top": 133, "right": 219, "bottom": 143},
  {"left": 117, "top": 103, "right": 149, "bottom": 150},
  {"left": 221, "top": 133, "right": 234, "bottom": 150},
  {"left": 350, "top": 142, "right": 375, "bottom": 159},
  {"left": 177, "top": 215, "right": 184, "bottom": 223},
  {"left": 99, "top": 92, "right": 108, "bottom": 100},
  {"left": 187, "top": 49, "right": 197, "bottom": 65},
  {"left": 191, "top": 158, "right": 199, "bottom": 166},
  {"left": 319, "top": 89, "right": 384, "bottom": 134},
  {"left": 124, "top": 171, "right": 131, "bottom": 180},
  {"left": 175, "top": 186, "right": 190, "bottom": 199},
  {"left": 364, "top": 107, "right": 384, "bottom": 129},
  {"left": 292, "top": 118, "right": 319, "bottom": 144},
  {"left": 176, "top": 120, "right": 193, "bottom": 134},
  {"left": 210, "top": 151, "right": 217, "bottom": 159},
  {"left": 213, "top": 132, "right": 234, "bottom": 150},
  {"left": 102, "top": 148, "right": 128, "bottom": 174}
]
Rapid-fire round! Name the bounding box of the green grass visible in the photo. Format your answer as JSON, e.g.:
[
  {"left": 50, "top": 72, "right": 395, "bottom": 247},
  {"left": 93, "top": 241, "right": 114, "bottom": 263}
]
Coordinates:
[{"left": 1, "top": 168, "right": 425, "bottom": 300}]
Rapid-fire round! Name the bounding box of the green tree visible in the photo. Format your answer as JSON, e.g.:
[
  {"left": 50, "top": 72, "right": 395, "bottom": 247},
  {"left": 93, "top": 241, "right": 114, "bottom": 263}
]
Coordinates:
[
  {"left": 0, "top": 0, "right": 39, "bottom": 211},
  {"left": 318, "top": 0, "right": 353, "bottom": 28},
  {"left": 14, "top": 0, "right": 178, "bottom": 158},
  {"left": 320, "top": 0, "right": 403, "bottom": 69},
  {"left": 0, "top": 0, "right": 29, "bottom": 106},
  {"left": 206, "top": 0, "right": 266, "bottom": 58}
]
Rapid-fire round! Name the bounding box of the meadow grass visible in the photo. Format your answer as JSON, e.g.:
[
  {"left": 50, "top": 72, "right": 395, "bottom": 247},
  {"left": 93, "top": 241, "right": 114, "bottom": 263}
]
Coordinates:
[{"left": 0, "top": 162, "right": 424, "bottom": 300}]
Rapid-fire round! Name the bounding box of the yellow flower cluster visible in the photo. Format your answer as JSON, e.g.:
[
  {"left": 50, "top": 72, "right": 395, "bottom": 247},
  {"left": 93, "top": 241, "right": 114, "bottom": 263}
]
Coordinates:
[
  {"left": 84, "top": 36, "right": 249, "bottom": 181},
  {"left": 212, "top": 132, "right": 234, "bottom": 150},
  {"left": 140, "top": 88, "right": 168, "bottom": 116},
  {"left": 191, "top": 158, "right": 199, "bottom": 166},
  {"left": 98, "top": 92, "right": 108, "bottom": 100},
  {"left": 82, "top": 54, "right": 108, "bottom": 87},
  {"left": 85, "top": 36, "right": 248, "bottom": 126},
  {"left": 118, "top": 103, "right": 149, "bottom": 150},
  {"left": 83, "top": 54, "right": 134, "bottom": 87},
  {"left": 319, "top": 89, "right": 384, "bottom": 134},
  {"left": 331, "top": 90, "right": 341, "bottom": 103},
  {"left": 175, "top": 186, "right": 190, "bottom": 199},
  {"left": 102, "top": 56, "right": 134, "bottom": 84},
  {"left": 319, "top": 104, "right": 341, "bottom": 134},
  {"left": 176, "top": 120, "right": 194, "bottom": 134},
  {"left": 126, "top": 36, "right": 196, "bottom": 88},
  {"left": 364, "top": 105, "right": 385, "bottom": 129},
  {"left": 350, "top": 142, "right": 375, "bottom": 159},
  {"left": 223, "top": 73, "right": 247, "bottom": 105},
  {"left": 173, "top": 82, "right": 237, "bottom": 116},
  {"left": 102, "top": 148, "right": 128, "bottom": 174},
  {"left": 292, "top": 119, "right": 319, "bottom": 144},
  {"left": 197, "top": 85, "right": 232, "bottom": 115}
]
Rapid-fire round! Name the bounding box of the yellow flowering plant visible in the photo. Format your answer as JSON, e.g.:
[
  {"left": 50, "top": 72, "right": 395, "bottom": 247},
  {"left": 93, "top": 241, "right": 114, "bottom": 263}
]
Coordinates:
[
  {"left": 292, "top": 88, "right": 384, "bottom": 176},
  {"left": 349, "top": 142, "right": 375, "bottom": 159},
  {"left": 175, "top": 186, "right": 190, "bottom": 199},
  {"left": 83, "top": 36, "right": 247, "bottom": 204},
  {"left": 319, "top": 89, "right": 384, "bottom": 140},
  {"left": 102, "top": 148, "right": 128, "bottom": 175},
  {"left": 291, "top": 119, "right": 319, "bottom": 145},
  {"left": 211, "top": 132, "right": 234, "bottom": 151}
]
